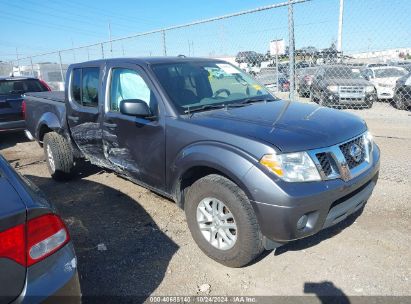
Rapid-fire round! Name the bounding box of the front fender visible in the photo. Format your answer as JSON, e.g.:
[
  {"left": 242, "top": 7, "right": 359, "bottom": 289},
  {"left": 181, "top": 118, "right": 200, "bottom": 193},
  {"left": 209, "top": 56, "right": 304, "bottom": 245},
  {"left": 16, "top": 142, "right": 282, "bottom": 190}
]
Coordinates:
[{"left": 169, "top": 141, "right": 259, "bottom": 204}]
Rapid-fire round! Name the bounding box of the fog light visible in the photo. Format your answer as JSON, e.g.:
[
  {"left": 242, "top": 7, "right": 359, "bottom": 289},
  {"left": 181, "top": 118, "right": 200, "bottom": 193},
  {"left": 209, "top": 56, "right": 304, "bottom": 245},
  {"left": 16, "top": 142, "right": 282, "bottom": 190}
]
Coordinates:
[{"left": 297, "top": 214, "right": 308, "bottom": 230}]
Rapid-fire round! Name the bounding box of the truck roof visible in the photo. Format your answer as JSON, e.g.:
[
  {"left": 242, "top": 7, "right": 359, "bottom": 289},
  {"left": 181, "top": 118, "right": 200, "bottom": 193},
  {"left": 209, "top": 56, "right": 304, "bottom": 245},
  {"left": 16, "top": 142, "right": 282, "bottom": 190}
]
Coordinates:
[{"left": 69, "top": 56, "right": 227, "bottom": 68}]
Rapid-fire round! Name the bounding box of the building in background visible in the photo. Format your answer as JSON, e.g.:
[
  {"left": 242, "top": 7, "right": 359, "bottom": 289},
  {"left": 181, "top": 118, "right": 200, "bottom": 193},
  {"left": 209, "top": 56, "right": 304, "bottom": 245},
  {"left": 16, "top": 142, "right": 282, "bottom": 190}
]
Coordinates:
[
  {"left": 349, "top": 48, "right": 411, "bottom": 63},
  {"left": 0, "top": 62, "right": 12, "bottom": 76},
  {"left": 12, "top": 62, "right": 68, "bottom": 91}
]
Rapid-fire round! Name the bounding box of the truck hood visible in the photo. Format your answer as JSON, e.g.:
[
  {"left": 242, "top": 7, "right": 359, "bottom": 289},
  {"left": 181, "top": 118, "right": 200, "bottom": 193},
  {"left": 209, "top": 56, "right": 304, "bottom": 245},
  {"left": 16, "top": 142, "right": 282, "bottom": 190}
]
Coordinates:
[{"left": 187, "top": 100, "right": 367, "bottom": 153}]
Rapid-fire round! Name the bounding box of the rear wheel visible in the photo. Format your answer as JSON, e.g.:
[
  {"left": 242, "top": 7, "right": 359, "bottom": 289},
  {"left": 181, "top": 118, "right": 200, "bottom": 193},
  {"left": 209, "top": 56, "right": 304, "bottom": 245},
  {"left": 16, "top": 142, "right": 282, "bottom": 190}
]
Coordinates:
[
  {"left": 43, "top": 132, "right": 74, "bottom": 180},
  {"left": 185, "top": 174, "right": 264, "bottom": 267}
]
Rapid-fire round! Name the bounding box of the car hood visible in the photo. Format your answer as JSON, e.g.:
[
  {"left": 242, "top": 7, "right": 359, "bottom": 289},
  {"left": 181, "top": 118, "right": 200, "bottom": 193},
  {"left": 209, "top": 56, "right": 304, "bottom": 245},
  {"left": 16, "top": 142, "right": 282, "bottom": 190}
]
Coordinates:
[
  {"left": 372, "top": 77, "right": 400, "bottom": 86},
  {"left": 324, "top": 78, "right": 372, "bottom": 86},
  {"left": 187, "top": 100, "right": 367, "bottom": 153}
]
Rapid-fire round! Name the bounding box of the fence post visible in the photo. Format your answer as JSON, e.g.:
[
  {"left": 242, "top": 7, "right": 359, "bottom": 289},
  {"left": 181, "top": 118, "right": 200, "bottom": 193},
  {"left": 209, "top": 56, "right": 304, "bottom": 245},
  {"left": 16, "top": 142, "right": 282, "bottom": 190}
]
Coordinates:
[
  {"left": 16, "top": 48, "right": 21, "bottom": 75},
  {"left": 30, "top": 57, "right": 35, "bottom": 77},
  {"left": 162, "top": 30, "right": 167, "bottom": 56},
  {"left": 288, "top": 0, "right": 295, "bottom": 101},
  {"left": 58, "top": 51, "right": 65, "bottom": 83},
  {"left": 101, "top": 43, "right": 105, "bottom": 59}
]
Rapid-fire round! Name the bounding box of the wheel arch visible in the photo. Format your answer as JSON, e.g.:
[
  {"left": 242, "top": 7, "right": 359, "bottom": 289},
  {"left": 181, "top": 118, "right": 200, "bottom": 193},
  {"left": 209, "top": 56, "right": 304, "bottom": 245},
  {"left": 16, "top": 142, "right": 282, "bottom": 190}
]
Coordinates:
[{"left": 170, "top": 143, "right": 257, "bottom": 209}]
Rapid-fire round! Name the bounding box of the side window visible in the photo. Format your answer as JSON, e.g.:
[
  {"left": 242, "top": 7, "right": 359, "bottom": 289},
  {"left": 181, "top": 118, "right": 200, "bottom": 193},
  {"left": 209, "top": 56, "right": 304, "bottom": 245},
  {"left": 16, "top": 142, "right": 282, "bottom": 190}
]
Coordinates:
[
  {"left": 81, "top": 68, "right": 99, "bottom": 107},
  {"left": 109, "top": 68, "right": 156, "bottom": 113},
  {"left": 71, "top": 69, "right": 81, "bottom": 103},
  {"left": 70, "top": 67, "right": 99, "bottom": 107}
]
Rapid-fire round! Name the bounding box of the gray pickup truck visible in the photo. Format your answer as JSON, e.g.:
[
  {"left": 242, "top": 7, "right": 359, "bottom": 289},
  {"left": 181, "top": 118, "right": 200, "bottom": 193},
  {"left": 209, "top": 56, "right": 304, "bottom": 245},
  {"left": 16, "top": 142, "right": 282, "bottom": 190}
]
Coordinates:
[{"left": 24, "top": 57, "right": 380, "bottom": 267}]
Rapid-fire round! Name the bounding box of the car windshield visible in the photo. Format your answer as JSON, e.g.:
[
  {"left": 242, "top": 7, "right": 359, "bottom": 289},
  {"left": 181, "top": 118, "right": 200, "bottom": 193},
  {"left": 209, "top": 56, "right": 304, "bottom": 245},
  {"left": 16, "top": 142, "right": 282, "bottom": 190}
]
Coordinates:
[
  {"left": 374, "top": 68, "right": 407, "bottom": 78},
  {"left": 151, "top": 61, "right": 273, "bottom": 113},
  {"left": 0, "top": 79, "right": 48, "bottom": 95},
  {"left": 324, "top": 67, "right": 362, "bottom": 79}
]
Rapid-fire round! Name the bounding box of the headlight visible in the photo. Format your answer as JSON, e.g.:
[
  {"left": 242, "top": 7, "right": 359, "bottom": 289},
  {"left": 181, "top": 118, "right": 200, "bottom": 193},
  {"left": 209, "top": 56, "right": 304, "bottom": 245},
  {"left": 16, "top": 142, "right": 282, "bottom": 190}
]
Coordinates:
[
  {"left": 327, "top": 85, "right": 339, "bottom": 93},
  {"left": 365, "top": 85, "right": 375, "bottom": 93},
  {"left": 364, "top": 131, "right": 374, "bottom": 155},
  {"left": 260, "top": 152, "right": 321, "bottom": 182}
]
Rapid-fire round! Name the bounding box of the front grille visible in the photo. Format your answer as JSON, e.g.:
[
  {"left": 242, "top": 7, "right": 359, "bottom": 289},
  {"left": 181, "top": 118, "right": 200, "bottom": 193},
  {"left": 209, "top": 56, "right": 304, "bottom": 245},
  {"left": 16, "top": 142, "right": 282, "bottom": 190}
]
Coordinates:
[
  {"left": 310, "top": 133, "right": 371, "bottom": 181},
  {"left": 339, "top": 86, "right": 365, "bottom": 95},
  {"left": 316, "top": 153, "right": 332, "bottom": 176},
  {"left": 339, "top": 137, "right": 366, "bottom": 169}
]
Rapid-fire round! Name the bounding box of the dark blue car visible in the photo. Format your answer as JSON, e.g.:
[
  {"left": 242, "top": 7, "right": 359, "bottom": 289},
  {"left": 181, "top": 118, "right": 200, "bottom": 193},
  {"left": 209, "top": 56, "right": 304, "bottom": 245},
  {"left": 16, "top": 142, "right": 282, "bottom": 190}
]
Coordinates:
[
  {"left": 0, "top": 155, "right": 80, "bottom": 303},
  {"left": 0, "top": 76, "right": 50, "bottom": 133}
]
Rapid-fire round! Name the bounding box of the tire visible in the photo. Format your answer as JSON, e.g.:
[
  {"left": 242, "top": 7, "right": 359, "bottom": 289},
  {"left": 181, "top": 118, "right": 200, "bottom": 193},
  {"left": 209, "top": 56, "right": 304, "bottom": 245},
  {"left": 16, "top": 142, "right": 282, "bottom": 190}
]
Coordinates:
[
  {"left": 309, "top": 91, "right": 315, "bottom": 103},
  {"left": 318, "top": 92, "right": 328, "bottom": 107},
  {"left": 393, "top": 92, "right": 406, "bottom": 110},
  {"left": 185, "top": 174, "right": 264, "bottom": 267},
  {"left": 43, "top": 132, "right": 74, "bottom": 180},
  {"left": 365, "top": 100, "right": 373, "bottom": 109}
]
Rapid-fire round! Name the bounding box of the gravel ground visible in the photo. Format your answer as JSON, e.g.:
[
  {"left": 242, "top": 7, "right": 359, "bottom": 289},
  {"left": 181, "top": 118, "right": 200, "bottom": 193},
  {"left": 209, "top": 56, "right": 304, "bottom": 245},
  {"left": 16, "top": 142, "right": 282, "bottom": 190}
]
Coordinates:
[{"left": 0, "top": 102, "right": 410, "bottom": 302}]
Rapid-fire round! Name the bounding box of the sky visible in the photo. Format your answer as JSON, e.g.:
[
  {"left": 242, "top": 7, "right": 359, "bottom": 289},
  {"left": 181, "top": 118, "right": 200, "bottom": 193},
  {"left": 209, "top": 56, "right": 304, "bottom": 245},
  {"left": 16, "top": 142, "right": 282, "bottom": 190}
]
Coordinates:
[{"left": 1, "top": 0, "right": 410, "bottom": 64}]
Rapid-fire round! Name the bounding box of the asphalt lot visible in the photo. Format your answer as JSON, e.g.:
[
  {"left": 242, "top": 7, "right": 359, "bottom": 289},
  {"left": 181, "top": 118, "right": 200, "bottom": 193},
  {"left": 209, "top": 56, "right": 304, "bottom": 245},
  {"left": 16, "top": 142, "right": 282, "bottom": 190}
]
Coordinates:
[{"left": 0, "top": 102, "right": 410, "bottom": 302}]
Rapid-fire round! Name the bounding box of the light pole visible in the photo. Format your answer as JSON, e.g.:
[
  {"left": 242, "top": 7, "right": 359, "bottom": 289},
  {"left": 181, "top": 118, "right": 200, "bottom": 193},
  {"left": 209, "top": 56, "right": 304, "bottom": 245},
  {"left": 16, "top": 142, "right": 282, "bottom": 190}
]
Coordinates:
[{"left": 337, "top": 0, "right": 344, "bottom": 53}]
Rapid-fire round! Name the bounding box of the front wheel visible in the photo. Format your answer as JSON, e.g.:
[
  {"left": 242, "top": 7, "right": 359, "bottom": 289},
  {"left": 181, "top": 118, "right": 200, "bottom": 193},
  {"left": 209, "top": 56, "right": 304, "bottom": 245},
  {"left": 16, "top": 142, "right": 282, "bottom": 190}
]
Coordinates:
[
  {"left": 393, "top": 92, "right": 407, "bottom": 110},
  {"left": 185, "top": 174, "right": 264, "bottom": 267},
  {"left": 43, "top": 132, "right": 74, "bottom": 180}
]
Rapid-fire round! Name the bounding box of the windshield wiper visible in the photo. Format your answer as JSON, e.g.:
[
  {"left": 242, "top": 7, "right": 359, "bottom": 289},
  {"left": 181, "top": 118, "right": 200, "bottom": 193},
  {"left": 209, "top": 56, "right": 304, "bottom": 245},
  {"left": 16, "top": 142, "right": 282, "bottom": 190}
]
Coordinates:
[
  {"left": 239, "top": 97, "right": 279, "bottom": 105},
  {"left": 184, "top": 104, "right": 226, "bottom": 114}
]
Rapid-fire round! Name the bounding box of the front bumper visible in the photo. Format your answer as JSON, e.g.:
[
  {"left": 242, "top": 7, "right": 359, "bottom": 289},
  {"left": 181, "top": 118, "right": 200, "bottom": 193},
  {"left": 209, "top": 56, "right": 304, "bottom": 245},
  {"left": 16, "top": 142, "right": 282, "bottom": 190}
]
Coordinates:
[
  {"left": 0, "top": 120, "right": 25, "bottom": 132},
  {"left": 376, "top": 86, "right": 395, "bottom": 99},
  {"left": 324, "top": 92, "right": 376, "bottom": 106},
  {"left": 244, "top": 144, "right": 380, "bottom": 243}
]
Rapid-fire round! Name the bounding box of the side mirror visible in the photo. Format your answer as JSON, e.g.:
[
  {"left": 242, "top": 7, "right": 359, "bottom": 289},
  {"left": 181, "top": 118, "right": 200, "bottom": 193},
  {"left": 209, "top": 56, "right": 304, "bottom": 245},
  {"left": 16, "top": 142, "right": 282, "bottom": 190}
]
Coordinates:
[{"left": 120, "top": 99, "right": 152, "bottom": 117}]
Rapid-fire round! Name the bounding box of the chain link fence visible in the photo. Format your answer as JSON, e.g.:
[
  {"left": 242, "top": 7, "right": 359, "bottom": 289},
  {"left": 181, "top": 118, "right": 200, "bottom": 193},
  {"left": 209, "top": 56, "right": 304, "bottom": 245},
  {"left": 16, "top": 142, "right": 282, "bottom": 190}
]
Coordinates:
[{"left": 5, "top": 0, "right": 411, "bottom": 110}]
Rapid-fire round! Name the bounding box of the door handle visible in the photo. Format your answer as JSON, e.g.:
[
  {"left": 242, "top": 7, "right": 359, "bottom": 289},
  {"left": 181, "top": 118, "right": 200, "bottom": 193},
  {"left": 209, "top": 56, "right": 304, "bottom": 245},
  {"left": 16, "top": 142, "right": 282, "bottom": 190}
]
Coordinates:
[
  {"left": 103, "top": 122, "right": 117, "bottom": 128},
  {"left": 68, "top": 115, "right": 79, "bottom": 123}
]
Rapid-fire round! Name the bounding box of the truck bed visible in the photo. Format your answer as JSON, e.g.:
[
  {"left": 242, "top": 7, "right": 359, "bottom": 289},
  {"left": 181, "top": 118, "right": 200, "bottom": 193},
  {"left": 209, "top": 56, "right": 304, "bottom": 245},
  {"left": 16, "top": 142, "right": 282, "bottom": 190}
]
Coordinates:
[
  {"left": 24, "top": 91, "right": 67, "bottom": 141},
  {"left": 24, "top": 91, "right": 65, "bottom": 102}
]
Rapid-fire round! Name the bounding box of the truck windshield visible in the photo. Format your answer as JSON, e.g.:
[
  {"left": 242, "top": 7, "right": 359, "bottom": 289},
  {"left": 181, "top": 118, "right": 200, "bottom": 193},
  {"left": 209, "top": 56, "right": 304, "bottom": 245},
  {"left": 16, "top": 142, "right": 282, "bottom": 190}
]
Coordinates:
[{"left": 151, "top": 61, "right": 273, "bottom": 113}]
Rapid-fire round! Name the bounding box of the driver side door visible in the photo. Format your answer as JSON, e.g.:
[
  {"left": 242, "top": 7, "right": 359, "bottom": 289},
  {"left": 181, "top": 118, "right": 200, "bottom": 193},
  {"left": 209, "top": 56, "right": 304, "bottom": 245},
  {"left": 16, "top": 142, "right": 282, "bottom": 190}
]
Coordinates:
[{"left": 102, "top": 64, "right": 166, "bottom": 190}]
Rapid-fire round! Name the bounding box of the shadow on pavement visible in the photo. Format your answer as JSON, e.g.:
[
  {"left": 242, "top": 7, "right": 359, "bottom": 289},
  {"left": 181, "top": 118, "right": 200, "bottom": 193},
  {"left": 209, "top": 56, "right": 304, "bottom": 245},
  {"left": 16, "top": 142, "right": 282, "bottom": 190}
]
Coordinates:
[
  {"left": 0, "top": 132, "right": 29, "bottom": 150},
  {"left": 275, "top": 207, "right": 364, "bottom": 256},
  {"left": 26, "top": 174, "right": 179, "bottom": 303},
  {"left": 304, "top": 281, "right": 350, "bottom": 304}
]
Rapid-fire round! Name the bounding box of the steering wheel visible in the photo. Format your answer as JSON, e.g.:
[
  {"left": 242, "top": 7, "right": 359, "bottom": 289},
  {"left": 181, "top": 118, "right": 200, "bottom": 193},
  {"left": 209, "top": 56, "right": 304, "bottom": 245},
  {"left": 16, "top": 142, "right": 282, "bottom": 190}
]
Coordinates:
[{"left": 213, "top": 88, "right": 231, "bottom": 98}]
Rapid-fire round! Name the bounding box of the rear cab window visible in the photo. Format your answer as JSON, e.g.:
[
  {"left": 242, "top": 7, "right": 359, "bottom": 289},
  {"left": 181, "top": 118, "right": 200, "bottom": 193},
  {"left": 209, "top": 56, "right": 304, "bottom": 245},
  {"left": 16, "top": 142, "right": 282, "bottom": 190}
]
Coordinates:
[{"left": 70, "top": 67, "right": 100, "bottom": 107}]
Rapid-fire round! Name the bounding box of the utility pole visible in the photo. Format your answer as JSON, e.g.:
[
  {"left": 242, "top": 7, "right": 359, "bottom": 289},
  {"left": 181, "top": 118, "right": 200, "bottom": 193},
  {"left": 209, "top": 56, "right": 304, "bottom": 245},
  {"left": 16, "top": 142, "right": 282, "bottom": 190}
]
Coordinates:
[
  {"left": 288, "top": 0, "right": 295, "bottom": 100},
  {"left": 337, "top": 0, "right": 344, "bottom": 53}
]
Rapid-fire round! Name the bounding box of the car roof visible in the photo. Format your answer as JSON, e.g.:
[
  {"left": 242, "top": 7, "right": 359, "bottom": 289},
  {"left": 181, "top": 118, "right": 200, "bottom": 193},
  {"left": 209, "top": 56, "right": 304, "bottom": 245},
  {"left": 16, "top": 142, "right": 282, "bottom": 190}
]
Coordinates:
[
  {"left": 370, "top": 65, "right": 406, "bottom": 70},
  {"left": 0, "top": 76, "right": 38, "bottom": 81},
  {"left": 70, "top": 57, "right": 228, "bottom": 68}
]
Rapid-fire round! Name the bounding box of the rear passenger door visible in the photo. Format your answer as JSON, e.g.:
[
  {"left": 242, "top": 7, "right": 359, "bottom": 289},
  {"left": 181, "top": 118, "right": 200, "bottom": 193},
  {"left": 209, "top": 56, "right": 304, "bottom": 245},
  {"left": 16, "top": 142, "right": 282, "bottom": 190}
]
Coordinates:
[
  {"left": 102, "top": 63, "right": 166, "bottom": 190},
  {"left": 66, "top": 66, "right": 106, "bottom": 164}
]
